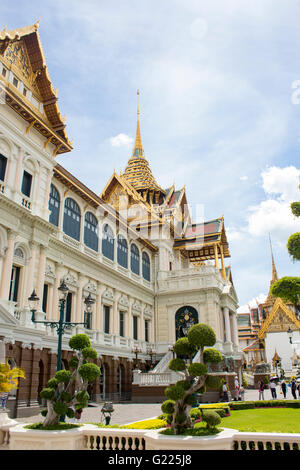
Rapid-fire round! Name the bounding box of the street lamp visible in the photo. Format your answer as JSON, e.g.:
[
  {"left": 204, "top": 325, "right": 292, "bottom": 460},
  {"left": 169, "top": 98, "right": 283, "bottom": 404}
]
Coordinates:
[
  {"left": 84, "top": 293, "right": 95, "bottom": 330},
  {"left": 29, "top": 280, "right": 90, "bottom": 372},
  {"left": 146, "top": 346, "right": 156, "bottom": 368},
  {"left": 131, "top": 345, "right": 142, "bottom": 369}
]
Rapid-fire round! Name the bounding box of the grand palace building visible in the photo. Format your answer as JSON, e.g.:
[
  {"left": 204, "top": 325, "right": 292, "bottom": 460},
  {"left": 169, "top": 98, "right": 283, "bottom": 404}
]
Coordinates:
[{"left": 0, "top": 22, "right": 242, "bottom": 416}]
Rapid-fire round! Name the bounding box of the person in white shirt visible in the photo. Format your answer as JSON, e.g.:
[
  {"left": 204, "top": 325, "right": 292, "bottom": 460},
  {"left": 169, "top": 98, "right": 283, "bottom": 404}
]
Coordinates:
[{"left": 270, "top": 380, "right": 277, "bottom": 399}]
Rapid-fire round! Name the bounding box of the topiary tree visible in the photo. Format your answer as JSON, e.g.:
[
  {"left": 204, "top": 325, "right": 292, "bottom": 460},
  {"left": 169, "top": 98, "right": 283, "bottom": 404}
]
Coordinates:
[
  {"left": 40, "top": 334, "right": 100, "bottom": 427},
  {"left": 161, "top": 323, "right": 222, "bottom": 435},
  {"left": 271, "top": 185, "right": 300, "bottom": 308}
]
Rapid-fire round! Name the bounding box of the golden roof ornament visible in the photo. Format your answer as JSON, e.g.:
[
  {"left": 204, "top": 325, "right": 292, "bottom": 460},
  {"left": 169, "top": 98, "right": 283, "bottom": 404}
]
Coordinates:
[{"left": 122, "top": 90, "right": 165, "bottom": 199}]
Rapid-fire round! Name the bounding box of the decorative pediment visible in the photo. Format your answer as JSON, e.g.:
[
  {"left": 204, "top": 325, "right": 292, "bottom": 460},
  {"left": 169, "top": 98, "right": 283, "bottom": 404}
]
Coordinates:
[
  {"left": 258, "top": 297, "right": 300, "bottom": 339},
  {"left": 132, "top": 300, "right": 142, "bottom": 313},
  {"left": 84, "top": 281, "right": 97, "bottom": 295},
  {"left": 103, "top": 288, "right": 114, "bottom": 302},
  {"left": 45, "top": 264, "right": 55, "bottom": 279},
  {"left": 63, "top": 272, "right": 77, "bottom": 288},
  {"left": 118, "top": 295, "right": 129, "bottom": 308}
]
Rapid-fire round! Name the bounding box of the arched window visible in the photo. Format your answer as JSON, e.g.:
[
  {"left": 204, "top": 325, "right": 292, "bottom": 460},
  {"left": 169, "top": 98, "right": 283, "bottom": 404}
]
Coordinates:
[
  {"left": 130, "top": 243, "right": 140, "bottom": 275},
  {"left": 102, "top": 224, "right": 114, "bottom": 260},
  {"left": 48, "top": 184, "right": 60, "bottom": 227},
  {"left": 142, "top": 252, "right": 150, "bottom": 281},
  {"left": 84, "top": 211, "right": 98, "bottom": 251},
  {"left": 63, "top": 197, "right": 81, "bottom": 241},
  {"left": 117, "top": 234, "right": 128, "bottom": 268}
]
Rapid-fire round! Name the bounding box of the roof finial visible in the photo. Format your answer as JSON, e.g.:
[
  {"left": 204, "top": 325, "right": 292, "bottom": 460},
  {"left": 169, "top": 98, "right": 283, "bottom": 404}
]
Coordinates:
[
  {"left": 269, "top": 233, "right": 278, "bottom": 283},
  {"left": 131, "top": 89, "right": 144, "bottom": 158}
]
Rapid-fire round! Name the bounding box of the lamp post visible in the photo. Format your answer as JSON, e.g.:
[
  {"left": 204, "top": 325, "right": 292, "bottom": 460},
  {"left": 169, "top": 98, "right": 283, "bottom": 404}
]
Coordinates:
[
  {"left": 131, "top": 345, "right": 142, "bottom": 369},
  {"left": 146, "top": 346, "right": 156, "bottom": 368},
  {"left": 84, "top": 293, "right": 95, "bottom": 330},
  {"left": 29, "top": 280, "right": 93, "bottom": 371}
]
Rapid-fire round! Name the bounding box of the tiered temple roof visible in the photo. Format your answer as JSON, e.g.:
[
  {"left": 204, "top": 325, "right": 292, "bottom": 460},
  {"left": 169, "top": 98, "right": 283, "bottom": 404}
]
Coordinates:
[{"left": 0, "top": 21, "right": 72, "bottom": 155}]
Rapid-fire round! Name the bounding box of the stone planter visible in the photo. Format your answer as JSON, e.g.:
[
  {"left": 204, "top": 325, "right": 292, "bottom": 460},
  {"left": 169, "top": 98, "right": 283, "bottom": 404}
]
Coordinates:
[
  {"left": 144, "top": 428, "right": 238, "bottom": 450},
  {"left": 0, "top": 411, "right": 18, "bottom": 445},
  {"left": 9, "top": 423, "right": 88, "bottom": 450}
]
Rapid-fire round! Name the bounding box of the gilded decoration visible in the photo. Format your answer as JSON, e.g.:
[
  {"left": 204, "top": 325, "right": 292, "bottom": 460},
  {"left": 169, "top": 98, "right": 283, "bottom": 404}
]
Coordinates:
[{"left": 3, "top": 39, "right": 40, "bottom": 97}]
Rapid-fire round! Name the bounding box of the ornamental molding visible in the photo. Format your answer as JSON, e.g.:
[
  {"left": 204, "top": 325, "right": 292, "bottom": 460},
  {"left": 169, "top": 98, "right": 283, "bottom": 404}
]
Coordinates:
[
  {"left": 63, "top": 271, "right": 77, "bottom": 288},
  {"left": 118, "top": 295, "right": 129, "bottom": 308},
  {"left": 132, "top": 300, "right": 142, "bottom": 313},
  {"left": 84, "top": 280, "right": 97, "bottom": 295},
  {"left": 21, "top": 342, "right": 32, "bottom": 350},
  {"left": 103, "top": 287, "right": 114, "bottom": 303},
  {"left": 45, "top": 264, "right": 55, "bottom": 279},
  {"left": 258, "top": 297, "right": 300, "bottom": 340}
]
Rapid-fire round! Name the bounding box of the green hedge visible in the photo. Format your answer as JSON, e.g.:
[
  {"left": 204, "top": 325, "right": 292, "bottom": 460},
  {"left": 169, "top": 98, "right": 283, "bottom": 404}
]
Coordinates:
[{"left": 229, "top": 400, "right": 300, "bottom": 410}]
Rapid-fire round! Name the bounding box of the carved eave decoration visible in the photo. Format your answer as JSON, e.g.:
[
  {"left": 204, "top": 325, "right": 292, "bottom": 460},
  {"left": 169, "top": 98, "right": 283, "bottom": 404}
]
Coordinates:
[
  {"left": 173, "top": 216, "right": 230, "bottom": 263},
  {"left": 0, "top": 21, "right": 73, "bottom": 155},
  {"left": 258, "top": 297, "right": 300, "bottom": 340}
]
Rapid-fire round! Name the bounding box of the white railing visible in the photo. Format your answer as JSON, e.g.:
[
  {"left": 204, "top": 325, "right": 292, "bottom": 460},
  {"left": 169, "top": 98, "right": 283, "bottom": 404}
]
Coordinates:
[
  {"left": 83, "top": 427, "right": 147, "bottom": 451},
  {"left": 133, "top": 371, "right": 180, "bottom": 386},
  {"left": 233, "top": 432, "right": 300, "bottom": 450},
  {"left": 152, "top": 351, "right": 173, "bottom": 373}
]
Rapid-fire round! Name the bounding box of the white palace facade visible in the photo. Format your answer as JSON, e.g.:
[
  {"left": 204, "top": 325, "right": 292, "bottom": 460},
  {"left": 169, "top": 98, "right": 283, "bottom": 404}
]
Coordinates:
[{"left": 0, "top": 22, "right": 242, "bottom": 415}]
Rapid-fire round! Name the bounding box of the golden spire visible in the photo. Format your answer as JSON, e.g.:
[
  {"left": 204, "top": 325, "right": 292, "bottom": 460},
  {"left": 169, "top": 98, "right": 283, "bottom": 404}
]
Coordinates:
[
  {"left": 269, "top": 233, "right": 278, "bottom": 284},
  {"left": 132, "top": 89, "right": 144, "bottom": 158},
  {"left": 263, "top": 233, "right": 279, "bottom": 311},
  {"left": 121, "top": 91, "right": 165, "bottom": 199}
]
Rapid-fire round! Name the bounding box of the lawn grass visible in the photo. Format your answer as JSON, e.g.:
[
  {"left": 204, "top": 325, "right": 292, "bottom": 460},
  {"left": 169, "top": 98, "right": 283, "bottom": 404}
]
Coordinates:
[{"left": 221, "top": 408, "right": 300, "bottom": 433}]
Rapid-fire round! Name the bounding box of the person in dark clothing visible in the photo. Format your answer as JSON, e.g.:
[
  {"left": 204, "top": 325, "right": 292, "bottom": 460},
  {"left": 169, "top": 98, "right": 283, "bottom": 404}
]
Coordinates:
[
  {"left": 291, "top": 379, "right": 297, "bottom": 399},
  {"left": 281, "top": 380, "right": 287, "bottom": 398}
]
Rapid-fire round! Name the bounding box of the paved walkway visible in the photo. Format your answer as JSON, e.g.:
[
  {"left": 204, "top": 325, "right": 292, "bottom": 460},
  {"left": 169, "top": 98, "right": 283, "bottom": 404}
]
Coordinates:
[{"left": 13, "top": 385, "right": 294, "bottom": 426}]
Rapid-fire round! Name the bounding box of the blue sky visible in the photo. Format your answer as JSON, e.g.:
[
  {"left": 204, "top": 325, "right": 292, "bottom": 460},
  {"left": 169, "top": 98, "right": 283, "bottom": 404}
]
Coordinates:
[{"left": 2, "top": 1, "right": 300, "bottom": 307}]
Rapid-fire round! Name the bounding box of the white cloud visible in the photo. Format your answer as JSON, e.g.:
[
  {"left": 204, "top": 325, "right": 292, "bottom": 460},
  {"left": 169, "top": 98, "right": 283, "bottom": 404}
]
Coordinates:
[
  {"left": 240, "top": 176, "right": 248, "bottom": 181},
  {"left": 247, "top": 166, "right": 300, "bottom": 239},
  {"left": 110, "top": 133, "right": 133, "bottom": 148}
]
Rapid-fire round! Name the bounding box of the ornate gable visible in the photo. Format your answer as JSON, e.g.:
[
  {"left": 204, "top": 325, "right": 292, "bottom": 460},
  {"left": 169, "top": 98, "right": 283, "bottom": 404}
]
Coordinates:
[{"left": 258, "top": 297, "right": 300, "bottom": 339}]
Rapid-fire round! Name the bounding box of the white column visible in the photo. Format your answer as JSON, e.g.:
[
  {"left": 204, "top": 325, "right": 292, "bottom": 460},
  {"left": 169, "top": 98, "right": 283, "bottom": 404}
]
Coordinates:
[
  {"left": 50, "top": 264, "right": 64, "bottom": 320},
  {"left": 36, "top": 245, "right": 47, "bottom": 302},
  {"left": 0, "top": 230, "right": 16, "bottom": 299},
  {"left": 75, "top": 275, "right": 85, "bottom": 323},
  {"left": 224, "top": 307, "right": 232, "bottom": 343},
  {"left": 25, "top": 242, "right": 38, "bottom": 303},
  {"left": 231, "top": 313, "right": 239, "bottom": 346}
]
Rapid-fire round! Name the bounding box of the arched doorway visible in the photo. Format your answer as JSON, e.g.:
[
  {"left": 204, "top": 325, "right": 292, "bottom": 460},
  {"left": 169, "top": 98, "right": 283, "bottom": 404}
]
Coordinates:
[{"left": 175, "top": 306, "right": 198, "bottom": 340}]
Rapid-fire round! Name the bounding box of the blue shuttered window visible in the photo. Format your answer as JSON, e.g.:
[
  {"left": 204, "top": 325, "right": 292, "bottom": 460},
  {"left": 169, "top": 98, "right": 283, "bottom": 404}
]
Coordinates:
[
  {"left": 130, "top": 244, "right": 140, "bottom": 275},
  {"left": 102, "top": 224, "right": 114, "bottom": 260},
  {"left": 142, "top": 252, "right": 150, "bottom": 281},
  {"left": 117, "top": 235, "right": 128, "bottom": 268},
  {"left": 48, "top": 184, "right": 60, "bottom": 227},
  {"left": 84, "top": 211, "right": 98, "bottom": 251},
  {"left": 63, "top": 197, "right": 81, "bottom": 241}
]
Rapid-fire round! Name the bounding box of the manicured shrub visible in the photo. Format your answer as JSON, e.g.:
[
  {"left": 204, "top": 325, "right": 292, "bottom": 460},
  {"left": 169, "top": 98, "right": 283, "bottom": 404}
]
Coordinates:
[
  {"left": 202, "top": 410, "right": 221, "bottom": 429},
  {"left": 47, "top": 378, "right": 58, "bottom": 389},
  {"left": 203, "top": 348, "right": 223, "bottom": 364},
  {"left": 41, "top": 409, "right": 48, "bottom": 417},
  {"left": 40, "top": 387, "right": 55, "bottom": 400},
  {"left": 66, "top": 407, "right": 75, "bottom": 419},
  {"left": 185, "top": 394, "right": 198, "bottom": 406},
  {"left": 161, "top": 400, "right": 175, "bottom": 415},
  {"left": 168, "top": 358, "right": 186, "bottom": 371},
  {"left": 69, "top": 334, "right": 91, "bottom": 351},
  {"left": 188, "top": 323, "right": 216, "bottom": 347},
  {"left": 61, "top": 391, "right": 72, "bottom": 403},
  {"left": 190, "top": 408, "right": 201, "bottom": 420},
  {"left": 55, "top": 370, "right": 72, "bottom": 383},
  {"left": 53, "top": 402, "right": 68, "bottom": 416},
  {"left": 164, "top": 385, "right": 185, "bottom": 401},
  {"left": 188, "top": 363, "right": 207, "bottom": 377},
  {"left": 82, "top": 347, "right": 98, "bottom": 359},
  {"left": 176, "top": 380, "right": 191, "bottom": 391},
  {"left": 69, "top": 357, "right": 79, "bottom": 369},
  {"left": 78, "top": 362, "right": 100, "bottom": 381},
  {"left": 75, "top": 390, "right": 90, "bottom": 403},
  {"left": 173, "top": 337, "right": 197, "bottom": 356}
]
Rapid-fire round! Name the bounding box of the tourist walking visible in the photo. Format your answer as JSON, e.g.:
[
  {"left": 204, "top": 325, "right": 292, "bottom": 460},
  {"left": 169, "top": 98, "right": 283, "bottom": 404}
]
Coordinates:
[
  {"left": 281, "top": 379, "right": 287, "bottom": 398},
  {"left": 270, "top": 380, "right": 277, "bottom": 399},
  {"left": 258, "top": 381, "right": 265, "bottom": 400},
  {"left": 291, "top": 379, "right": 297, "bottom": 399},
  {"left": 221, "top": 382, "right": 229, "bottom": 402},
  {"left": 234, "top": 377, "right": 239, "bottom": 401},
  {"left": 297, "top": 382, "right": 300, "bottom": 399},
  {"left": 239, "top": 384, "right": 245, "bottom": 401}
]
